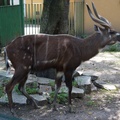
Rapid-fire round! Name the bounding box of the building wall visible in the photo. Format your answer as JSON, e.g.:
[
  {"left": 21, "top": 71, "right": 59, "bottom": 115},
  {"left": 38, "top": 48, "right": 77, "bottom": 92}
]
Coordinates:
[
  {"left": 84, "top": 0, "right": 120, "bottom": 35},
  {"left": 25, "top": 0, "right": 43, "bottom": 4},
  {"left": 25, "top": 0, "right": 43, "bottom": 19}
]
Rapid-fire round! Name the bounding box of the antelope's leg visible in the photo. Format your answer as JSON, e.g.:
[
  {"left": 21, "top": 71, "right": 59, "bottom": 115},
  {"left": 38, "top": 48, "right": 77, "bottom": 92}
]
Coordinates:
[
  {"left": 64, "top": 70, "right": 74, "bottom": 113},
  {"left": 5, "top": 81, "right": 15, "bottom": 114},
  {"left": 52, "top": 71, "right": 63, "bottom": 110},
  {"left": 18, "top": 76, "right": 40, "bottom": 109},
  {"left": 5, "top": 69, "right": 29, "bottom": 114}
]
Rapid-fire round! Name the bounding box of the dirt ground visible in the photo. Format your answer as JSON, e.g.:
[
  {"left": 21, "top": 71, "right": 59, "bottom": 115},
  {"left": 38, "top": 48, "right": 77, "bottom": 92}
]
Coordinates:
[{"left": 0, "top": 52, "right": 120, "bottom": 120}]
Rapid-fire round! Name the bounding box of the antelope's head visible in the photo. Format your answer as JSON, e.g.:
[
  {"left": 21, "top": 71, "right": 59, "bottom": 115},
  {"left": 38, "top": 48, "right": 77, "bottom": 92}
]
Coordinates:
[{"left": 86, "top": 2, "right": 120, "bottom": 47}]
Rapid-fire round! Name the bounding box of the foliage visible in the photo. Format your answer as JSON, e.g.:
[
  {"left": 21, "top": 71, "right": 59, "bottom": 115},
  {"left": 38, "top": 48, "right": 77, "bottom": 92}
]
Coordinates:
[
  {"left": 49, "top": 91, "right": 68, "bottom": 104},
  {"left": 0, "top": 85, "right": 4, "bottom": 98},
  {"left": 85, "top": 95, "right": 97, "bottom": 107},
  {"left": 25, "top": 19, "right": 40, "bottom": 25},
  {"left": 0, "top": 79, "right": 9, "bottom": 98},
  {"left": 81, "top": 34, "right": 88, "bottom": 38},
  {"left": 72, "top": 81, "right": 78, "bottom": 87},
  {"left": 26, "top": 87, "right": 38, "bottom": 94},
  {"left": 14, "top": 82, "right": 38, "bottom": 95},
  {"left": 86, "top": 100, "right": 96, "bottom": 106},
  {"left": 105, "top": 43, "right": 120, "bottom": 52},
  {"left": 49, "top": 81, "right": 55, "bottom": 87}
]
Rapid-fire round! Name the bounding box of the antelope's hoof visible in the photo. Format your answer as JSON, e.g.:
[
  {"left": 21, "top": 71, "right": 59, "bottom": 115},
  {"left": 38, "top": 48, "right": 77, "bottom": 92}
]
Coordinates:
[
  {"left": 52, "top": 104, "right": 59, "bottom": 111},
  {"left": 34, "top": 103, "right": 40, "bottom": 109},
  {"left": 10, "top": 108, "right": 18, "bottom": 117},
  {"left": 68, "top": 105, "right": 76, "bottom": 113},
  {"left": 33, "top": 99, "right": 40, "bottom": 109},
  {"left": 26, "top": 98, "right": 40, "bottom": 109},
  {"left": 26, "top": 98, "right": 33, "bottom": 105}
]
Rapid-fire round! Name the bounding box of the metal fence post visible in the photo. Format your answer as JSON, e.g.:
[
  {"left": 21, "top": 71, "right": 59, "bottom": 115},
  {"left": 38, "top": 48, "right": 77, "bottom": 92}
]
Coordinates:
[
  {"left": 4, "top": 0, "right": 7, "bottom": 5},
  {"left": 20, "top": 0, "right": 24, "bottom": 35}
]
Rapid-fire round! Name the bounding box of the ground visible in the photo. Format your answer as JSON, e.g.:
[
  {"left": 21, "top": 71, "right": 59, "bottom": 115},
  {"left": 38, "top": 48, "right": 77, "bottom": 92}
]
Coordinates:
[{"left": 0, "top": 52, "right": 120, "bottom": 120}]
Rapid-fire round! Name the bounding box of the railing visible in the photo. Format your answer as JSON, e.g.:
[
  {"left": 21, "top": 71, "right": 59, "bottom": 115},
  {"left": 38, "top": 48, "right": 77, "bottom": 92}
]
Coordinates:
[{"left": 24, "top": 3, "right": 43, "bottom": 35}]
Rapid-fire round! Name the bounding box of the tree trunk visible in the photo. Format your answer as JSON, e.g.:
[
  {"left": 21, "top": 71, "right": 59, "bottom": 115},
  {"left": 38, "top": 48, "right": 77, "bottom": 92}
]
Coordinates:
[
  {"left": 36, "top": 0, "right": 70, "bottom": 79},
  {"left": 40, "top": 0, "right": 70, "bottom": 34}
]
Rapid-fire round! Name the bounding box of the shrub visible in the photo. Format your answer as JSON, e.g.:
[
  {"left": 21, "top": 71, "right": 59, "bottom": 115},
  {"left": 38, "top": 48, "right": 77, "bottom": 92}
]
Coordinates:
[
  {"left": 14, "top": 82, "right": 38, "bottom": 95},
  {"left": 49, "top": 91, "right": 68, "bottom": 104}
]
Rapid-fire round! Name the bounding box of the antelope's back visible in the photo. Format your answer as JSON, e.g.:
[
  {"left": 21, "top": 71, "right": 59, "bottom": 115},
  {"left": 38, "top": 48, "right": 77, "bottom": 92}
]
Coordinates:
[{"left": 6, "top": 34, "right": 81, "bottom": 69}]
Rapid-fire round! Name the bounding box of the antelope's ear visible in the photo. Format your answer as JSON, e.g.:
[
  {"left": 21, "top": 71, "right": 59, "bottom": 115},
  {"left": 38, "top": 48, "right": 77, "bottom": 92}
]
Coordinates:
[
  {"left": 94, "top": 25, "right": 103, "bottom": 34},
  {"left": 94, "top": 25, "right": 101, "bottom": 31},
  {"left": 94, "top": 25, "right": 99, "bottom": 31}
]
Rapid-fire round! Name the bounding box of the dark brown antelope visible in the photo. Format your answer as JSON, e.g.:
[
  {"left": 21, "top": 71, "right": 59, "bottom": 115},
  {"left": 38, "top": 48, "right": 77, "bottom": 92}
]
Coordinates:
[{"left": 4, "top": 2, "right": 120, "bottom": 114}]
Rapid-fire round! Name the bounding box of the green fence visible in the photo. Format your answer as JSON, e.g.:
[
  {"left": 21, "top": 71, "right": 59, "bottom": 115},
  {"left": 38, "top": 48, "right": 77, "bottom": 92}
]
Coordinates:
[
  {"left": 0, "top": 0, "right": 24, "bottom": 46},
  {"left": 24, "top": 0, "right": 84, "bottom": 37}
]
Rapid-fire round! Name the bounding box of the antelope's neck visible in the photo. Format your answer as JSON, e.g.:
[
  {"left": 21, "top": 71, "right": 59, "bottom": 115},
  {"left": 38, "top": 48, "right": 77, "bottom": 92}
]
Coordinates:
[{"left": 80, "top": 34, "right": 101, "bottom": 61}]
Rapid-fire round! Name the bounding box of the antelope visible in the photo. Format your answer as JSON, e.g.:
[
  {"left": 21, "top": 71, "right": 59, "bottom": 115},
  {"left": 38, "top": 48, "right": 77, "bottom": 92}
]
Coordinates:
[{"left": 4, "top": 2, "right": 120, "bottom": 114}]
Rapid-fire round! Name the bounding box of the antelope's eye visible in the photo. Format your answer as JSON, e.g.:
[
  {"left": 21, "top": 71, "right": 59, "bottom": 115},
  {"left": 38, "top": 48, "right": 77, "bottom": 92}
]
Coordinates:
[{"left": 109, "top": 30, "right": 116, "bottom": 34}]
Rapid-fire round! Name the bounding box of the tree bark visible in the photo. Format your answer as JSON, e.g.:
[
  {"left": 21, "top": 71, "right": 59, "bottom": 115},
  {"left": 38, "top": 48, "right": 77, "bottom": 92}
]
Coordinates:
[
  {"left": 40, "top": 0, "right": 70, "bottom": 34},
  {"left": 36, "top": 0, "right": 70, "bottom": 79}
]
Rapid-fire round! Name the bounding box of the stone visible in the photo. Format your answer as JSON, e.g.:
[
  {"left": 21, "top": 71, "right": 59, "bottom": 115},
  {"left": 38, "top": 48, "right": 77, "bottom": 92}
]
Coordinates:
[
  {"left": 27, "top": 74, "right": 37, "bottom": 82},
  {"left": 0, "top": 70, "right": 13, "bottom": 78},
  {"left": 0, "top": 92, "right": 26, "bottom": 104},
  {"left": 74, "top": 76, "right": 91, "bottom": 85},
  {"left": 74, "top": 75, "right": 92, "bottom": 94},
  {"left": 91, "top": 83, "right": 98, "bottom": 91},
  {"left": 59, "top": 86, "right": 84, "bottom": 98},
  {"left": 72, "top": 70, "right": 83, "bottom": 78},
  {"left": 38, "top": 85, "right": 52, "bottom": 94},
  {"left": 90, "top": 75, "right": 98, "bottom": 82},
  {"left": 0, "top": 92, "right": 47, "bottom": 106},
  {"left": 93, "top": 81, "right": 117, "bottom": 90},
  {"left": 30, "top": 94, "right": 47, "bottom": 106},
  {"left": 37, "top": 77, "right": 54, "bottom": 85},
  {"left": 114, "top": 84, "right": 120, "bottom": 89},
  {"left": 100, "top": 84, "right": 117, "bottom": 90},
  {"left": 37, "top": 77, "right": 55, "bottom": 92},
  {"left": 71, "top": 87, "right": 85, "bottom": 98}
]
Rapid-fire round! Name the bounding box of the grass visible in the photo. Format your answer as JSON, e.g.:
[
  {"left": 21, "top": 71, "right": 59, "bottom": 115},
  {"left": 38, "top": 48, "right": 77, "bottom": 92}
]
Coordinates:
[
  {"left": 85, "top": 95, "right": 97, "bottom": 107},
  {"left": 49, "top": 81, "right": 55, "bottom": 87},
  {"left": 14, "top": 82, "right": 38, "bottom": 95},
  {"left": 84, "top": 89, "right": 120, "bottom": 108},
  {"left": 0, "top": 78, "right": 9, "bottom": 98},
  {"left": 105, "top": 43, "right": 120, "bottom": 52},
  {"left": 81, "top": 34, "right": 88, "bottom": 38},
  {"left": 72, "top": 81, "right": 78, "bottom": 87},
  {"left": 86, "top": 100, "right": 97, "bottom": 107},
  {"left": 49, "top": 91, "right": 68, "bottom": 104},
  {"left": 0, "top": 80, "right": 38, "bottom": 98},
  {"left": 0, "top": 85, "right": 4, "bottom": 98}
]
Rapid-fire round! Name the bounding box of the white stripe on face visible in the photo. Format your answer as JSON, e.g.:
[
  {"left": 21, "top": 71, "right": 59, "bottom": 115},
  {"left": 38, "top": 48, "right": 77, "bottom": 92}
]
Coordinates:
[
  {"left": 116, "top": 33, "right": 120, "bottom": 36},
  {"left": 109, "top": 35, "right": 111, "bottom": 39}
]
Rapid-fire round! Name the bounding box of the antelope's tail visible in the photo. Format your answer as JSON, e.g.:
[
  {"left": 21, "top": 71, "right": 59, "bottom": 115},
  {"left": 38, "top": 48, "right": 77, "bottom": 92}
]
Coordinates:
[{"left": 4, "top": 47, "right": 11, "bottom": 74}]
